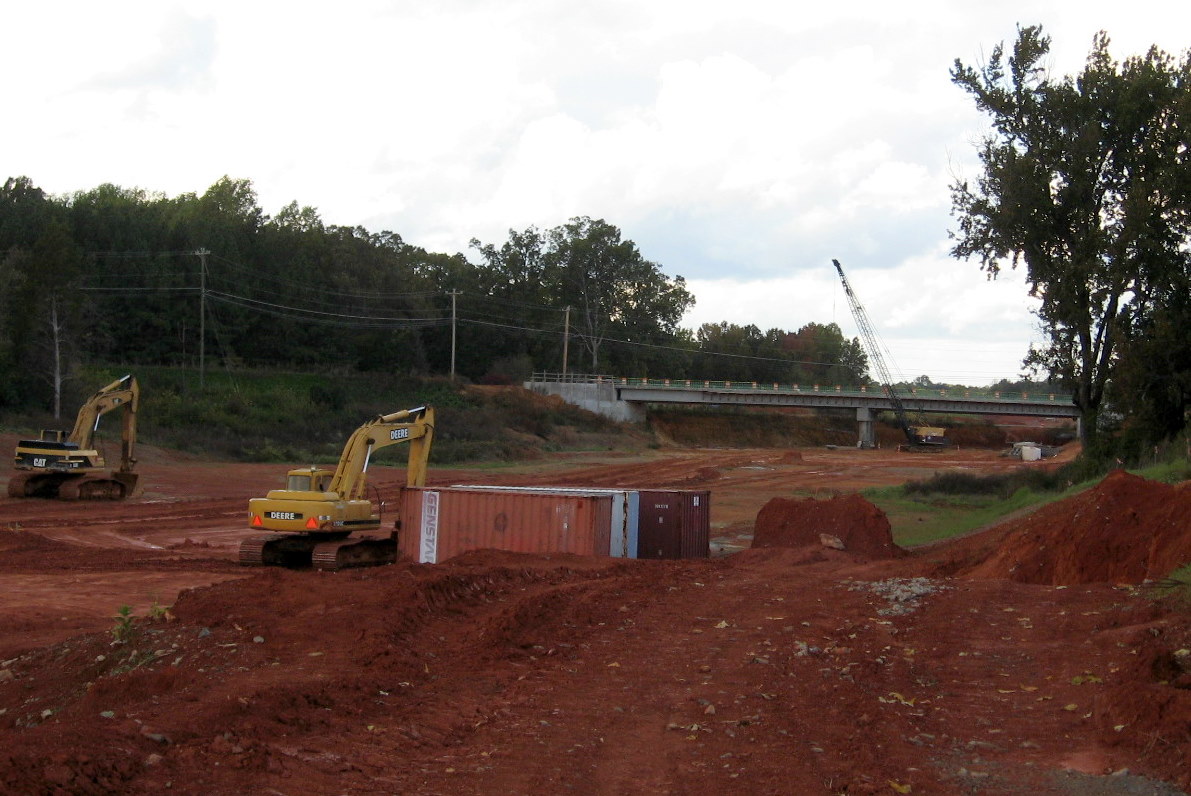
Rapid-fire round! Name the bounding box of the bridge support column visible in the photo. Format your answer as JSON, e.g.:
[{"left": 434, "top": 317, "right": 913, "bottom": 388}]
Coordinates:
[{"left": 856, "top": 408, "right": 876, "bottom": 449}]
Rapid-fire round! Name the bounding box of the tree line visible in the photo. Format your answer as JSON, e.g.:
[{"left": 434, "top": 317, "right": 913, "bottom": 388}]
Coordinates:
[{"left": 0, "top": 177, "right": 869, "bottom": 412}]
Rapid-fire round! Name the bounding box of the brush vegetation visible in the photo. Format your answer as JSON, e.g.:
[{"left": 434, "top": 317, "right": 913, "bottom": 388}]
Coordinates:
[{"left": 3, "top": 364, "right": 632, "bottom": 465}]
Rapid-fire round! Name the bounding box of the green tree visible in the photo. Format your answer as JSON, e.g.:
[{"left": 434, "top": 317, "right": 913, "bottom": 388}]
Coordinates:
[
  {"left": 781, "top": 322, "right": 869, "bottom": 386},
  {"left": 950, "top": 26, "right": 1191, "bottom": 447},
  {"left": 694, "top": 322, "right": 765, "bottom": 381},
  {"left": 1109, "top": 281, "right": 1191, "bottom": 452},
  {"left": 542, "top": 217, "right": 693, "bottom": 373}
]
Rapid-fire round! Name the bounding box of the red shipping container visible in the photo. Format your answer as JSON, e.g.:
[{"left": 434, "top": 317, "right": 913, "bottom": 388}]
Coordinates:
[
  {"left": 637, "top": 489, "right": 710, "bottom": 560},
  {"left": 396, "top": 487, "right": 612, "bottom": 564}
]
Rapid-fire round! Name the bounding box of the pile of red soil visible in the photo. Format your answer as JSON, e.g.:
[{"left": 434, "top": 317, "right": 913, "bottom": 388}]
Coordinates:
[
  {"left": 964, "top": 470, "right": 1191, "bottom": 585},
  {"left": 751, "top": 492, "right": 906, "bottom": 559}
]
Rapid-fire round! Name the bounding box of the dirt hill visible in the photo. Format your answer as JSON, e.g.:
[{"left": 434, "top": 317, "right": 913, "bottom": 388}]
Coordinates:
[{"left": 0, "top": 444, "right": 1187, "bottom": 794}]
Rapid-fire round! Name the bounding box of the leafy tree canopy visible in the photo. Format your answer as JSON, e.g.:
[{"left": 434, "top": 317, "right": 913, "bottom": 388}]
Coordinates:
[{"left": 951, "top": 25, "right": 1191, "bottom": 446}]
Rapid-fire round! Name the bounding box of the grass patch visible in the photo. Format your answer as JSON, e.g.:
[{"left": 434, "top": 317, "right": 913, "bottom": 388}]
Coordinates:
[
  {"left": 868, "top": 467, "right": 1090, "bottom": 547},
  {"left": 864, "top": 484, "right": 1050, "bottom": 547},
  {"left": 1130, "top": 458, "right": 1191, "bottom": 485},
  {"left": 1143, "top": 564, "right": 1191, "bottom": 616},
  {"left": 870, "top": 456, "right": 1191, "bottom": 548}
]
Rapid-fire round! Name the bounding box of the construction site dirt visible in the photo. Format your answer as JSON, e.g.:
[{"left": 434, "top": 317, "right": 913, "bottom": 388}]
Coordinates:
[{"left": 1, "top": 431, "right": 1189, "bottom": 795}]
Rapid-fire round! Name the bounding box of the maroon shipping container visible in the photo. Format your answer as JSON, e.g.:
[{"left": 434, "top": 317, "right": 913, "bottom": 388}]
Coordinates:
[
  {"left": 636, "top": 489, "right": 711, "bottom": 559},
  {"left": 396, "top": 487, "right": 612, "bottom": 564}
]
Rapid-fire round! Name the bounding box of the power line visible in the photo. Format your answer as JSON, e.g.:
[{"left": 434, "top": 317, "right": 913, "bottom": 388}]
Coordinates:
[
  {"left": 206, "top": 292, "right": 448, "bottom": 328},
  {"left": 208, "top": 253, "right": 442, "bottom": 301},
  {"left": 75, "top": 249, "right": 883, "bottom": 374}
]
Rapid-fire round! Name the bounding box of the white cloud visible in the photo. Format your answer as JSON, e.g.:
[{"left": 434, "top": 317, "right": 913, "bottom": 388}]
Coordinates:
[
  {"left": 1, "top": 0, "right": 1185, "bottom": 384},
  {"left": 683, "top": 248, "right": 1043, "bottom": 386}
]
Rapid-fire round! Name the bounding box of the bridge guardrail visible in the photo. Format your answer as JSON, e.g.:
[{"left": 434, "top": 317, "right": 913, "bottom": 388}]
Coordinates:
[{"left": 530, "top": 372, "right": 1071, "bottom": 405}]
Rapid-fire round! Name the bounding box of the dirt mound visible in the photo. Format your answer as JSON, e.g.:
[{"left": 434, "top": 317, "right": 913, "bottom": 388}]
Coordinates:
[
  {"left": 961, "top": 470, "right": 1191, "bottom": 585},
  {"left": 5, "top": 446, "right": 1191, "bottom": 793},
  {"left": 751, "top": 493, "right": 907, "bottom": 560}
]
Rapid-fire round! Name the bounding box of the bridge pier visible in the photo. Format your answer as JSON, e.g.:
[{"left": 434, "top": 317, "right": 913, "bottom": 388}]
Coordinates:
[{"left": 856, "top": 408, "right": 876, "bottom": 449}]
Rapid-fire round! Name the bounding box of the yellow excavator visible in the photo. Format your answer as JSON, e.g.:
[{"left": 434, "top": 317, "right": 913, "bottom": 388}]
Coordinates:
[
  {"left": 9, "top": 375, "right": 140, "bottom": 500},
  {"left": 241, "top": 405, "right": 434, "bottom": 570}
]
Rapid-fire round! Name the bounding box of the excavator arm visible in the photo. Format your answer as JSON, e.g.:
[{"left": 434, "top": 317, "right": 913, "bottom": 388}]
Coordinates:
[
  {"left": 329, "top": 405, "right": 434, "bottom": 499},
  {"left": 68, "top": 375, "right": 139, "bottom": 459}
]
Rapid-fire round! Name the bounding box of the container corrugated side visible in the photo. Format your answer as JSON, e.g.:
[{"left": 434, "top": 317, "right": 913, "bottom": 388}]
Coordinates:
[
  {"left": 450, "top": 485, "right": 639, "bottom": 558},
  {"left": 679, "top": 489, "right": 711, "bottom": 559},
  {"left": 397, "top": 487, "right": 612, "bottom": 564}
]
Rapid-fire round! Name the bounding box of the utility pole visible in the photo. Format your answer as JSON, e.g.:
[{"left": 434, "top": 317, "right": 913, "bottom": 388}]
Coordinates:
[
  {"left": 448, "top": 290, "right": 461, "bottom": 380},
  {"left": 196, "top": 248, "right": 209, "bottom": 388},
  {"left": 562, "top": 305, "right": 570, "bottom": 378}
]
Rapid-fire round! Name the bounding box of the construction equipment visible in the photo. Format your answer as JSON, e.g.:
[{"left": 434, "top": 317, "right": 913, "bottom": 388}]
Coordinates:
[
  {"left": 9, "top": 375, "right": 140, "bottom": 499},
  {"left": 241, "top": 405, "right": 434, "bottom": 570},
  {"left": 832, "top": 259, "right": 947, "bottom": 449}
]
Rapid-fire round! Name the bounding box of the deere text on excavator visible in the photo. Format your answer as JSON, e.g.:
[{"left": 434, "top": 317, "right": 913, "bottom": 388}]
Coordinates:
[
  {"left": 241, "top": 405, "right": 434, "bottom": 570},
  {"left": 9, "top": 375, "right": 140, "bottom": 500}
]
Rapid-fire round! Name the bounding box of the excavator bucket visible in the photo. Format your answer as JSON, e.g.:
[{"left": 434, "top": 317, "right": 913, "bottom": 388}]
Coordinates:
[{"left": 114, "top": 471, "right": 140, "bottom": 498}]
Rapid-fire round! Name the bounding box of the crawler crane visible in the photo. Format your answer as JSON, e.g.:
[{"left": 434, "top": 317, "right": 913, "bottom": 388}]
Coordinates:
[
  {"left": 9, "top": 375, "right": 140, "bottom": 499},
  {"left": 241, "top": 405, "right": 434, "bottom": 570},
  {"left": 832, "top": 259, "right": 947, "bottom": 449}
]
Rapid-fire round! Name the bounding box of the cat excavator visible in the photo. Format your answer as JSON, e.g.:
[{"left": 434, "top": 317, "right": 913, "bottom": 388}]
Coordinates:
[
  {"left": 9, "top": 375, "right": 140, "bottom": 500},
  {"left": 241, "top": 405, "right": 434, "bottom": 570}
]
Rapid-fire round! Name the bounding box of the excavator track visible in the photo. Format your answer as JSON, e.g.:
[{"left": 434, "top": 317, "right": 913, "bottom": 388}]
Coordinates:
[
  {"left": 312, "top": 535, "right": 398, "bottom": 571},
  {"left": 57, "top": 476, "right": 128, "bottom": 500},
  {"left": 7, "top": 473, "right": 34, "bottom": 498},
  {"left": 239, "top": 534, "right": 290, "bottom": 566},
  {"left": 239, "top": 532, "right": 355, "bottom": 568},
  {"left": 8, "top": 472, "right": 135, "bottom": 500}
]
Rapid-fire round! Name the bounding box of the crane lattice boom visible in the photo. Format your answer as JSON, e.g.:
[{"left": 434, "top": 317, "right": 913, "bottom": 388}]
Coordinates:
[{"left": 832, "top": 259, "right": 920, "bottom": 446}]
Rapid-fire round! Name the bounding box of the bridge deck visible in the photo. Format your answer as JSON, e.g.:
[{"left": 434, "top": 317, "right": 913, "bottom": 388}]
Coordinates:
[{"left": 530, "top": 374, "right": 1078, "bottom": 419}]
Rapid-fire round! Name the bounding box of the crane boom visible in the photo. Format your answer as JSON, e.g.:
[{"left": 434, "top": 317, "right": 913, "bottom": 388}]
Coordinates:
[{"left": 832, "top": 259, "right": 943, "bottom": 448}]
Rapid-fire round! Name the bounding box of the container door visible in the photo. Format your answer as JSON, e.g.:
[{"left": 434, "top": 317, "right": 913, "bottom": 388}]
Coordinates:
[{"left": 637, "top": 491, "right": 682, "bottom": 559}]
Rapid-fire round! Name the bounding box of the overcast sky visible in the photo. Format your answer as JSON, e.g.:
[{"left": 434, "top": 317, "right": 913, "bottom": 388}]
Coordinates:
[{"left": 3, "top": 1, "right": 1187, "bottom": 385}]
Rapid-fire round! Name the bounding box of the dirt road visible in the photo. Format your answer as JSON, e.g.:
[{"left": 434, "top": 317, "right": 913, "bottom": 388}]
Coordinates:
[{"left": 0, "top": 435, "right": 1188, "bottom": 794}]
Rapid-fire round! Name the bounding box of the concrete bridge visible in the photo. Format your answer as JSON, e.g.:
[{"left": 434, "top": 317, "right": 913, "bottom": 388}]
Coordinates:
[{"left": 525, "top": 373, "right": 1080, "bottom": 448}]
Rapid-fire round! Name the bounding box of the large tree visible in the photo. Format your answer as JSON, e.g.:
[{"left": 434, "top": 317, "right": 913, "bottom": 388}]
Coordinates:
[
  {"left": 542, "top": 217, "right": 693, "bottom": 372},
  {"left": 950, "top": 26, "right": 1191, "bottom": 446}
]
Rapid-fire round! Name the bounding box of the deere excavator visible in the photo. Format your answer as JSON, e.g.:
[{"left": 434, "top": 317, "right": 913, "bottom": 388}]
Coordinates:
[
  {"left": 241, "top": 405, "right": 434, "bottom": 570},
  {"left": 9, "top": 375, "right": 140, "bottom": 500}
]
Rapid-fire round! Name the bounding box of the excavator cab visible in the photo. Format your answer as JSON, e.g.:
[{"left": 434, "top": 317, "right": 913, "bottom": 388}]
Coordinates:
[{"left": 285, "top": 468, "right": 334, "bottom": 492}]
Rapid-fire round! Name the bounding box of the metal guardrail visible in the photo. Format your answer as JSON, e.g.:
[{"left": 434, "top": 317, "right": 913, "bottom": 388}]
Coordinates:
[{"left": 529, "top": 372, "right": 1072, "bottom": 405}]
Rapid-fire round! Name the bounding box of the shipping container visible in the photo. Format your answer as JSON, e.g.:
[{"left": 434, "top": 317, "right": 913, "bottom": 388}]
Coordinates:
[
  {"left": 637, "top": 490, "right": 711, "bottom": 559},
  {"left": 451, "top": 485, "right": 639, "bottom": 558},
  {"left": 397, "top": 487, "right": 612, "bottom": 564}
]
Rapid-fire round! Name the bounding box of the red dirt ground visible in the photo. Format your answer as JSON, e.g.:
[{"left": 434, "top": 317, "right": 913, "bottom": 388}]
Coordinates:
[{"left": 1, "top": 433, "right": 1189, "bottom": 795}]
